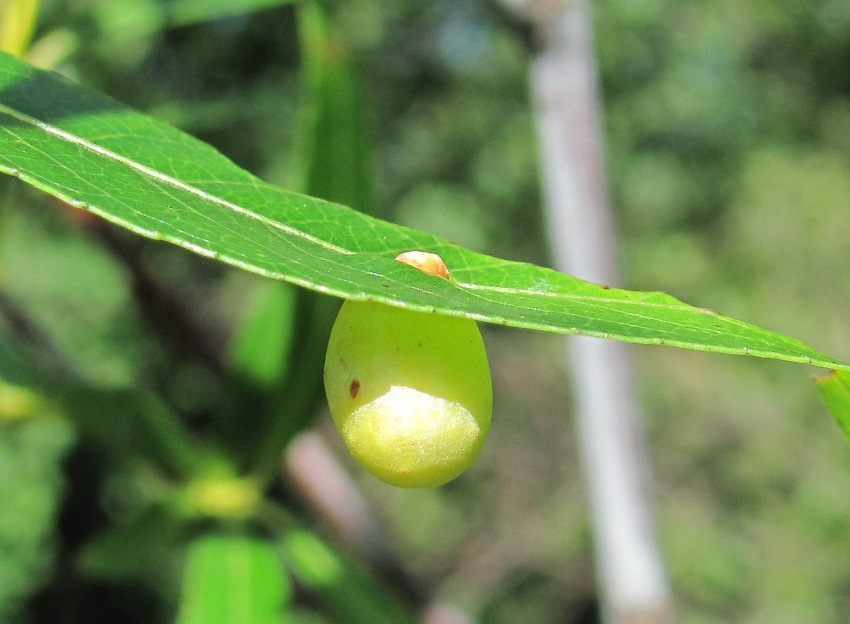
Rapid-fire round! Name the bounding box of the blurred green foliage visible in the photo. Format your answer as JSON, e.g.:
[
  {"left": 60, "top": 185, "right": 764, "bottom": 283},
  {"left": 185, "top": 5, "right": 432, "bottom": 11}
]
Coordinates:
[
  {"left": 0, "top": 413, "right": 73, "bottom": 622},
  {"left": 0, "top": 0, "right": 849, "bottom": 623}
]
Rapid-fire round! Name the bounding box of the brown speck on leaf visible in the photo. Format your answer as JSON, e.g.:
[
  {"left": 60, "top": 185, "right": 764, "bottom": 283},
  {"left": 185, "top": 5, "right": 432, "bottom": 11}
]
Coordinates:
[{"left": 349, "top": 380, "right": 360, "bottom": 398}]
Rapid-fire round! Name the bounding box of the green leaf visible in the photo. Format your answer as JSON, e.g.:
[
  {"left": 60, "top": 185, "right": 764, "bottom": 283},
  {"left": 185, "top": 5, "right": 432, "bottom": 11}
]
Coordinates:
[
  {"left": 228, "top": 281, "right": 299, "bottom": 389},
  {"left": 177, "top": 534, "right": 290, "bottom": 624},
  {"left": 0, "top": 52, "right": 846, "bottom": 370},
  {"left": 166, "top": 0, "right": 296, "bottom": 28},
  {"left": 815, "top": 370, "right": 850, "bottom": 444},
  {"left": 0, "top": 416, "right": 73, "bottom": 621},
  {"left": 295, "top": 0, "right": 374, "bottom": 213},
  {"left": 93, "top": 0, "right": 296, "bottom": 38},
  {"left": 222, "top": 280, "right": 332, "bottom": 473},
  {"left": 284, "top": 529, "right": 417, "bottom": 624}
]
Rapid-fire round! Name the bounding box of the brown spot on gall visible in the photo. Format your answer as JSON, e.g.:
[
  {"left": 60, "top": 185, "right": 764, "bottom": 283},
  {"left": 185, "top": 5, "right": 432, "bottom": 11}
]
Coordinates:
[{"left": 349, "top": 379, "right": 360, "bottom": 398}]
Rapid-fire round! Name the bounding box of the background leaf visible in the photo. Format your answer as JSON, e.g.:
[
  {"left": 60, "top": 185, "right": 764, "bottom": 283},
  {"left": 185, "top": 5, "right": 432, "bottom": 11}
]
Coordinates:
[
  {"left": 284, "top": 529, "right": 417, "bottom": 624},
  {"left": 0, "top": 51, "right": 846, "bottom": 371},
  {"left": 227, "top": 282, "right": 299, "bottom": 390},
  {"left": 0, "top": 414, "right": 73, "bottom": 622},
  {"left": 176, "top": 534, "right": 290, "bottom": 624},
  {"left": 295, "top": 0, "right": 374, "bottom": 214},
  {"left": 815, "top": 370, "right": 850, "bottom": 444},
  {"left": 166, "top": 0, "right": 296, "bottom": 28}
]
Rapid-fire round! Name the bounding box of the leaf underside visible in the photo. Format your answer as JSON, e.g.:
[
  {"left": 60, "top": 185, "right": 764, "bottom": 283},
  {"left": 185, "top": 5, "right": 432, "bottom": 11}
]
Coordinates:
[{"left": 0, "top": 52, "right": 846, "bottom": 371}]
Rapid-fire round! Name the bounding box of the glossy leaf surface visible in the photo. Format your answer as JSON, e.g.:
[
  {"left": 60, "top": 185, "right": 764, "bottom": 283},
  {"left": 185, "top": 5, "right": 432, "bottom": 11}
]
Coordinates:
[{"left": 0, "top": 52, "right": 846, "bottom": 370}]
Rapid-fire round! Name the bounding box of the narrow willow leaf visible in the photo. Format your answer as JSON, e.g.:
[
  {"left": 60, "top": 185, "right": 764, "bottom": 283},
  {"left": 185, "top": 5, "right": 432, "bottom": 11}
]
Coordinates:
[
  {"left": 167, "top": 0, "right": 296, "bottom": 27},
  {"left": 228, "top": 282, "right": 299, "bottom": 388},
  {"left": 815, "top": 370, "right": 850, "bottom": 444},
  {"left": 295, "top": 0, "right": 374, "bottom": 213},
  {"left": 0, "top": 52, "right": 846, "bottom": 370}
]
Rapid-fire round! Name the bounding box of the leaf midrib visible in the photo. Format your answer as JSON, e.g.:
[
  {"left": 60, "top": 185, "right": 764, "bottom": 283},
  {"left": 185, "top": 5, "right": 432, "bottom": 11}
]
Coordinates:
[{"left": 0, "top": 101, "right": 354, "bottom": 256}]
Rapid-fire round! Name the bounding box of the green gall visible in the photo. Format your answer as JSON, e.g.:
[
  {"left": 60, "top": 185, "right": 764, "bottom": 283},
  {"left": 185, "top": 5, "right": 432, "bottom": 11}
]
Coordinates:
[{"left": 323, "top": 300, "right": 492, "bottom": 488}]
